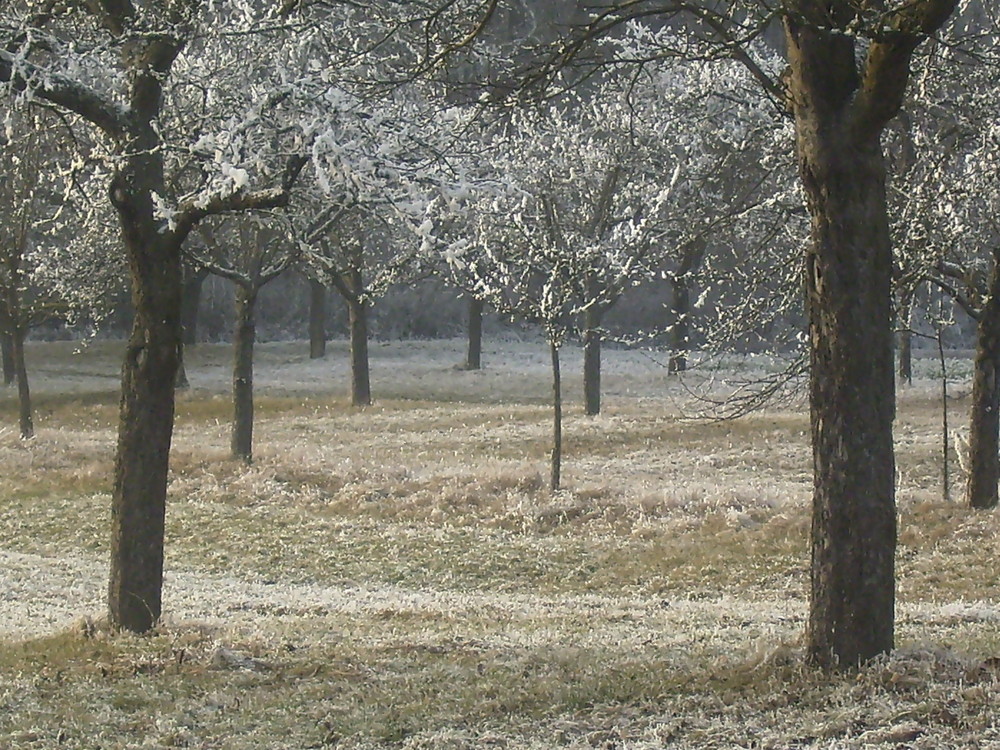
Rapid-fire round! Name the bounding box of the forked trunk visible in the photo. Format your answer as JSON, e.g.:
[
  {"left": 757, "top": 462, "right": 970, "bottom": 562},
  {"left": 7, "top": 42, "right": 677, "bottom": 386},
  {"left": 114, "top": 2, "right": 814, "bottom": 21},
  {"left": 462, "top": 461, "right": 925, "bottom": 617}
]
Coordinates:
[
  {"left": 11, "top": 328, "right": 32, "bottom": 439},
  {"left": 669, "top": 276, "right": 691, "bottom": 374},
  {"left": 466, "top": 297, "right": 484, "bottom": 370},
  {"left": 309, "top": 278, "right": 327, "bottom": 359},
  {"left": 965, "top": 246, "right": 1000, "bottom": 510},
  {"left": 550, "top": 339, "right": 562, "bottom": 492},
  {"left": 232, "top": 284, "right": 257, "bottom": 463},
  {"left": 348, "top": 293, "right": 371, "bottom": 407},
  {"left": 583, "top": 306, "right": 602, "bottom": 415},
  {"left": 1, "top": 331, "right": 14, "bottom": 386}
]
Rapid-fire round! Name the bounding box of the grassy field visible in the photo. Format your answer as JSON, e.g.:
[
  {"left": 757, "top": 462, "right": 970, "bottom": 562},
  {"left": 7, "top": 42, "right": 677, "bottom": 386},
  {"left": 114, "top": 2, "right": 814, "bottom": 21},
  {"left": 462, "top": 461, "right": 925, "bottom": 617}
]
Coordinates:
[{"left": 0, "top": 339, "right": 997, "bottom": 749}]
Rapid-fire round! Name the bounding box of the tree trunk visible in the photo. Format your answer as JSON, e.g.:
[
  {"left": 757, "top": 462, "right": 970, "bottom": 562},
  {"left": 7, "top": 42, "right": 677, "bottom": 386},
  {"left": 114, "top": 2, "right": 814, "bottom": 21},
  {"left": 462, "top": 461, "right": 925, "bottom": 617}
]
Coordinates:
[
  {"left": 965, "top": 247, "right": 1000, "bottom": 510},
  {"left": 348, "top": 293, "right": 371, "bottom": 407},
  {"left": 231, "top": 284, "right": 257, "bottom": 463},
  {"left": 550, "top": 338, "right": 562, "bottom": 492},
  {"left": 897, "top": 287, "right": 914, "bottom": 386},
  {"left": 174, "top": 345, "right": 189, "bottom": 390},
  {"left": 669, "top": 275, "right": 691, "bottom": 374},
  {"left": 181, "top": 266, "right": 208, "bottom": 346},
  {"left": 309, "top": 277, "right": 327, "bottom": 359},
  {"left": 786, "top": 17, "right": 903, "bottom": 669},
  {"left": 11, "top": 328, "right": 33, "bottom": 439},
  {"left": 109, "top": 227, "right": 182, "bottom": 634},
  {"left": 1, "top": 331, "right": 14, "bottom": 386},
  {"left": 466, "top": 297, "right": 484, "bottom": 370},
  {"left": 583, "top": 306, "right": 602, "bottom": 415}
]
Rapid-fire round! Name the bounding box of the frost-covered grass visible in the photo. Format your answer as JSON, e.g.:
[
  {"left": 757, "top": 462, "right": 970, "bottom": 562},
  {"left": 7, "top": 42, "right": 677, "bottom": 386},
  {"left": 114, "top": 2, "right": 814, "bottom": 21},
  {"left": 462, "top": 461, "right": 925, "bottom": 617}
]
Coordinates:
[{"left": 0, "top": 339, "right": 998, "bottom": 748}]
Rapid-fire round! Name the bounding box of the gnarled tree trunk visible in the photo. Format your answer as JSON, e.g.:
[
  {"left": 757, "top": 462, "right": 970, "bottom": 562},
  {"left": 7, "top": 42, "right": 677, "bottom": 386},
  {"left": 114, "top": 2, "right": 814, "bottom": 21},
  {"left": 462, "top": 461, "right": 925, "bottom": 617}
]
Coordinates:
[
  {"left": 965, "top": 246, "right": 1000, "bottom": 510},
  {"left": 232, "top": 284, "right": 257, "bottom": 463}
]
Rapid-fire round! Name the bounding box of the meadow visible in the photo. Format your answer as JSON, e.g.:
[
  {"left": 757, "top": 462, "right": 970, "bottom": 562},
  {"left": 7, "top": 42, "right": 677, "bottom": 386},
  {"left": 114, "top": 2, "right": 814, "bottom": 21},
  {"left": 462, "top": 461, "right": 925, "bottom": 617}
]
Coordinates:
[{"left": 0, "top": 338, "right": 997, "bottom": 749}]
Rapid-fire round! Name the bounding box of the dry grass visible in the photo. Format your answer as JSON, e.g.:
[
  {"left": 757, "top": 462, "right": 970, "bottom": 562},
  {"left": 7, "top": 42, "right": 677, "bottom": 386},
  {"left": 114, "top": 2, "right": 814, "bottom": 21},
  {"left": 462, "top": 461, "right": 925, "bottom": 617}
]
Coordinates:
[{"left": 0, "top": 340, "right": 997, "bottom": 748}]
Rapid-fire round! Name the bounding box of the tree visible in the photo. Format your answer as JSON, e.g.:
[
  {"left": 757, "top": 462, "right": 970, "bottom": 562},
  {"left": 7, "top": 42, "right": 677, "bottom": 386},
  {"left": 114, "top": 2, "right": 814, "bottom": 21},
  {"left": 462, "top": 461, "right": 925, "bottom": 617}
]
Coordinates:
[
  {"left": 887, "top": 13, "right": 1000, "bottom": 509},
  {"left": 532, "top": 0, "right": 961, "bottom": 667},
  {"left": 190, "top": 217, "right": 298, "bottom": 462}
]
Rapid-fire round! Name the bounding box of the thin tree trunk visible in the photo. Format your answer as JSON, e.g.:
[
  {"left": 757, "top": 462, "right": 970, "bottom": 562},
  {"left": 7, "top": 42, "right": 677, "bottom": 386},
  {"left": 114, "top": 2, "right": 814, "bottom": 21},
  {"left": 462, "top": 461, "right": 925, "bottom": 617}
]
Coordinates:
[
  {"left": 309, "top": 278, "right": 326, "bottom": 360},
  {"left": 348, "top": 292, "right": 371, "bottom": 407},
  {"left": 11, "top": 328, "right": 33, "bottom": 439},
  {"left": 181, "top": 266, "right": 208, "bottom": 347},
  {"left": 466, "top": 297, "right": 484, "bottom": 370},
  {"left": 232, "top": 284, "right": 257, "bottom": 463},
  {"left": 965, "top": 247, "right": 1000, "bottom": 510},
  {"left": 550, "top": 339, "right": 562, "bottom": 492},
  {"left": 583, "top": 306, "right": 602, "bottom": 416},
  {"left": 174, "top": 345, "right": 189, "bottom": 390},
  {"left": 1, "top": 331, "right": 14, "bottom": 386},
  {"left": 897, "top": 287, "right": 914, "bottom": 386},
  {"left": 669, "top": 276, "right": 691, "bottom": 374}
]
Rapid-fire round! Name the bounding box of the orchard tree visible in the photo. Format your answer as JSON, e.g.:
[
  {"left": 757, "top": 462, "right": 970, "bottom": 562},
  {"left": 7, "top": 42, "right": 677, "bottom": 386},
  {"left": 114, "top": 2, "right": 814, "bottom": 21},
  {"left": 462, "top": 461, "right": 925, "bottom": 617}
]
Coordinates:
[
  {"left": 892, "top": 21, "right": 1000, "bottom": 509},
  {"left": 190, "top": 216, "right": 298, "bottom": 462},
  {"left": 533, "top": 0, "right": 962, "bottom": 667},
  {"left": 1, "top": 0, "right": 498, "bottom": 632}
]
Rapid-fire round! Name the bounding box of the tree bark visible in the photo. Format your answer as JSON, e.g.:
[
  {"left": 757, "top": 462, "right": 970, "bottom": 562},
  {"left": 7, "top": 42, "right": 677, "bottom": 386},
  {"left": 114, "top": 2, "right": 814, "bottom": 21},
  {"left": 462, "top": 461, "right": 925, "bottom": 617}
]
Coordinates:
[
  {"left": 669, "top": 275, "right": 691, "bottom": 374},
  {"left": 181, "top": 265, "right": 208, "bottom": 346},
  {"left": 965, "top": 247, "right": 1000, "bottom": 510},
  {"left": 1, "top": 331, "right": 14, "bottom": 386},
  {"left": 231, "top": 284, "right": 257, "bottom": 463},
  {"left": 10, "top": 328, "right": 33, "bottom": 439},
  {"left": 348, "top": 289, "right": 371, "bottom": 407},
  {"left": 550, "top": 338, "right": 562, "bottom": 492},
  {"left": 309, "top": 277, "right": 327, "bottom": 359},
  {"left": 466, "top": 297, "right": 484, "bottom": 370},
  {"left": 583, "top": 305, "right": 602, "bottom": 415}
]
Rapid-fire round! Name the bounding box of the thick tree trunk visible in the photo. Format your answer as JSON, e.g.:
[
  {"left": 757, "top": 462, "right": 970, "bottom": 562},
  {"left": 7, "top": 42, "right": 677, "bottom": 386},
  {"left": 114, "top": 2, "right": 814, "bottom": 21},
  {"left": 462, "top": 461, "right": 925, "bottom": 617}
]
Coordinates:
[
  {"left": 11, "top": 328, "right": 33, "bottom": 439},
  {"left": 786, "top": 21, "right": 900, "bottom": 670},
  {"left": 583, "top": 306, "right": 602, "bottom": 415},
  {"left": 796, "top": 124, "right": 897, "bottom": 670},
  {"left": 232, "top": 284, "right": 257, "bottom": 463},
  {"left": 550, "top": 339, "right": 562, "bottom": 492},
  {"left": 309, "top": 278, "right": 327, "bottom": 360},
  {"left": 180, "top": 266, "right": 208, "bottom": 347},
  {"left": 669, "top": 276, "right": 691, "bottom": 374},
  {"left": 1, "top": 331, "right": 14, "bottom": 386},
  {"left": 897, "top": 287, "right": 914, "bottom": 386},
  {"left": 466, "top": 297, "right": 484, "bottom": 370},
  {"left": 109, "top": 226, "right": 182, "bottom": 633},
  {"left": 348, "top": 293, "right": 371, "bottom": 407},
  {"left": 965, "top": 248, "right": 1000, "bottom": 510}
]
